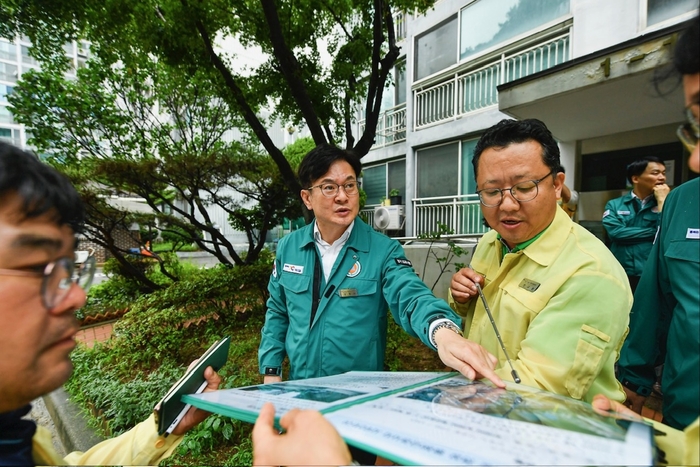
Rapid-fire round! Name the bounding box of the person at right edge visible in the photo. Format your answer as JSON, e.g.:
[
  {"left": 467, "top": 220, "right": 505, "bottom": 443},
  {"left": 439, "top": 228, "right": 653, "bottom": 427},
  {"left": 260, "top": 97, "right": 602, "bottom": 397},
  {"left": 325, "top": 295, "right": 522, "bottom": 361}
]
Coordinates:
[
  {"left": 602, "top": 156, "right": 669, "bottom": 293},
  {"left": 616, "top": 11, "right": 700, "bottom": 440}
]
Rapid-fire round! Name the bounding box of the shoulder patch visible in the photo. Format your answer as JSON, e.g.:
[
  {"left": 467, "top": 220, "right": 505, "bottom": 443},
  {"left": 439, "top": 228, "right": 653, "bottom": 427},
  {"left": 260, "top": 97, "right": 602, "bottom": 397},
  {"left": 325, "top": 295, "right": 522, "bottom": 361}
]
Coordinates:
[{"left": 395, "top": 258, "right": 413, "bottom": 267}]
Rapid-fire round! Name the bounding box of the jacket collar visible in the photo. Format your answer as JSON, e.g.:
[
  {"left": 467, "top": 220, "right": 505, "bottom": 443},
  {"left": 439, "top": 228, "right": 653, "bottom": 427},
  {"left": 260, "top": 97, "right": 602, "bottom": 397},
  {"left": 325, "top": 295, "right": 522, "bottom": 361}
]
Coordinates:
[
  {"left": 487, "top": 207, "right": 571, "bottom": 268},
  {"left": 300, "top": 217, "right": 372, "bottom": 254}
]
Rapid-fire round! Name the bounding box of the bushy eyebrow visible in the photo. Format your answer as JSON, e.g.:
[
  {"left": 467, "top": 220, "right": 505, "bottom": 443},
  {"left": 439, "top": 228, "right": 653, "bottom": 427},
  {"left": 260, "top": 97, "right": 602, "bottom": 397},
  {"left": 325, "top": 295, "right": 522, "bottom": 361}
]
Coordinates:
[{"left": 11, "top": 234, "right": 63, "bottom": 252}]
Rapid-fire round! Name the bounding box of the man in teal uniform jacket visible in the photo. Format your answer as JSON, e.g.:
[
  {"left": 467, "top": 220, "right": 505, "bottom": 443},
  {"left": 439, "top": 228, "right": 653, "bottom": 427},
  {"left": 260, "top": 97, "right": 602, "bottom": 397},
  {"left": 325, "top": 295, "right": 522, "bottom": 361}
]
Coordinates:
[
  {"left": 618, "top": 12, "right": 700, "bottom": 432},
  {"left": 259, "top": 144, "right": 504, "bottom": 384},
  {"left": 602, "top": 156, "right": 669, "bottom": 292}
]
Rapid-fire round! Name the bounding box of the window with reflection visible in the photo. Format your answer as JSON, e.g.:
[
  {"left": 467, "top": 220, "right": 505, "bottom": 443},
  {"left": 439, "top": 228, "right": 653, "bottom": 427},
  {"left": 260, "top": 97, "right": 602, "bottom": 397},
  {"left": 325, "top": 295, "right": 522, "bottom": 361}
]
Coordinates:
[
  {"left": 362, "top": 160, "right": 406, "bottom": 205},
  {"left": 417, "top": 143, "right": 458, "bottom": 198},
  {"left": 0, "top": 84, "right": 13, "bottom": 103},
  {"left": 415, "top": 16, "right": 458, "bottom": 81},
  {"left": 647, "top": 0, "right": 699, "bottom": 26},
  {"left": 0, "top": 41, "right": 16, "bottom": 61},
  {"left": 460, "top": 0, "right": 570, "bottom": 61}
]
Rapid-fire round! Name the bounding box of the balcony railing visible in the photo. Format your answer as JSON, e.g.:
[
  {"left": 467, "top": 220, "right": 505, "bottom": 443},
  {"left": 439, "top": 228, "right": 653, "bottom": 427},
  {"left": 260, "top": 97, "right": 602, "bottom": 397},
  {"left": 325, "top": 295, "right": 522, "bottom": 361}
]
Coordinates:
[
  {"left": 413, "top": 195, "right": 489, "bottom": 237},
  {"left": 415, "top": 32, "right": 570, "bottom": 130},
  {"left": 362, "top": 195, "right": 489, "bottom": 237},
  {"left": 358, "top": 103, "right": 406, "bottom": 148}
]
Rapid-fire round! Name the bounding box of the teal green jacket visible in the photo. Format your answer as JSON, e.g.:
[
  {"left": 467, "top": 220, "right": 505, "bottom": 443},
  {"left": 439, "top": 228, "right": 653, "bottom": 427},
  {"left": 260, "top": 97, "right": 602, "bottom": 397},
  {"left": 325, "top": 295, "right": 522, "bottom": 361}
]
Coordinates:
[
  {"left": 618, "top": 178, "right": 700, "bottom": 430},
  {"left": 602, "top": 191, "right": 661, "bottom": 276},
  {"left": 259, "top": 218, "right": 460, "bottom": 380}
]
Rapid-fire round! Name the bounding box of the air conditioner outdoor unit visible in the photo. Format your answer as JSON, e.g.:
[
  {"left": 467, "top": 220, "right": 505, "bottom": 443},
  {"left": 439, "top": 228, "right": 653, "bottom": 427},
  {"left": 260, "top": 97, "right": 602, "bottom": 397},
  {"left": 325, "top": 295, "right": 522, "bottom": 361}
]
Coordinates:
[{"left": 373, "top": 205, "right": 405, "bottom": 230}]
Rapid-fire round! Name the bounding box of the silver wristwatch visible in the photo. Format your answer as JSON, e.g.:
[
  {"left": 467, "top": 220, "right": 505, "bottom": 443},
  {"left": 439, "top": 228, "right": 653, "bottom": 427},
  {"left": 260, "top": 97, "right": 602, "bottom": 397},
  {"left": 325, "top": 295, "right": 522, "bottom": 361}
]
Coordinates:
[{"left": 430, "top": 321, "right": 463, "bottom": 347}]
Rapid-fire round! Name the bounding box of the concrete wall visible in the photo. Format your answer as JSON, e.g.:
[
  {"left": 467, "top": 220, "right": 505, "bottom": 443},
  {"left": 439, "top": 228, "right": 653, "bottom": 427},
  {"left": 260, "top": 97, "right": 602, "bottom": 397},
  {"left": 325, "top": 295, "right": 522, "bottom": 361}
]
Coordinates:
[{"left": 402, "top": 239, "right": 478, "bottom": 300}]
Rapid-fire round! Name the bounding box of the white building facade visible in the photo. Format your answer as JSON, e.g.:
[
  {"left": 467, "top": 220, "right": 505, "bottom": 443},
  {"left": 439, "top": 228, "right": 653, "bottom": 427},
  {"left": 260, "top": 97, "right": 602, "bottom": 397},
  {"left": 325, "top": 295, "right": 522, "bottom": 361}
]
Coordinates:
[{"left": 360, "top": 0, "right": 698, "bottom": 241}]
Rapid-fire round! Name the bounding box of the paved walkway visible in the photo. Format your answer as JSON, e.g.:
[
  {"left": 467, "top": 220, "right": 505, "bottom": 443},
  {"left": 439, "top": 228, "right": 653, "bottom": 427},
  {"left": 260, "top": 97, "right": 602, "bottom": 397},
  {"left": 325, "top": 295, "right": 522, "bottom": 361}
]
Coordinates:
[{"left": 74, "top": 321, "right": 114, "bottom": 348}]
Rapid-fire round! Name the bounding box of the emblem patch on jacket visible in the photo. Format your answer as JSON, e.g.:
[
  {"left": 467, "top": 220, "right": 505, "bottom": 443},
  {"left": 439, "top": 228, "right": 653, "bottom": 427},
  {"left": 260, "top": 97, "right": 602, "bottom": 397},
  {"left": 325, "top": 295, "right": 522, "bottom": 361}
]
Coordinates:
[
  {"left": 347, "top": 261, "right": 362, "bottom": 277},
  {"left": 687, "top": 228, "right": 700, "bottom": 239},
  {"left": 283, "top": 263, "right": 304, "bottom": 274},
  {"left": 395, "top": 258, "right": 412, "bottom": 267}
]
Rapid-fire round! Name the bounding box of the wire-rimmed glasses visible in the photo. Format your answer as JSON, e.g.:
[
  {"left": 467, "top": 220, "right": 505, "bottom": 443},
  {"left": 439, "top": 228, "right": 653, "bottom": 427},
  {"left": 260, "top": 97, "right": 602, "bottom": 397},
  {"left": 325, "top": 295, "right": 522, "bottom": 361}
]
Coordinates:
[
  {"left": 476, "top": 172, "right": 554, "bottom": 207},
  {"left": 677, "top": 107, "right": 699, "bottom": 153},
  {"left": 0, "top": 256, "right": 96, "bottom": 309},
  {"left": 307, "top": 181, "right": 359, "bottom": 197}
]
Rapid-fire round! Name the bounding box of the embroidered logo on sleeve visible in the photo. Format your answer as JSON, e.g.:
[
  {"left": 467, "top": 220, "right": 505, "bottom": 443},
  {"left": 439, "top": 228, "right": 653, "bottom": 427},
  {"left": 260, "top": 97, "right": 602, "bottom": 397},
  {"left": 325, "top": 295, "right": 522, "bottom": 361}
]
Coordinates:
[
  {"left": 283, "top": 264, "right": 304, "bottom": 274},
  {"left": 272, "top": 262, "right": 277, "bottom": 278},
  {"left": 603, "top": 209, "right": 610, "bottom": 218},
  {"left": 395, "top": 258, "right": 413, "bottom": 267},
  {"left": 687, "top": 228, "right": 700, "bottom": 239}
]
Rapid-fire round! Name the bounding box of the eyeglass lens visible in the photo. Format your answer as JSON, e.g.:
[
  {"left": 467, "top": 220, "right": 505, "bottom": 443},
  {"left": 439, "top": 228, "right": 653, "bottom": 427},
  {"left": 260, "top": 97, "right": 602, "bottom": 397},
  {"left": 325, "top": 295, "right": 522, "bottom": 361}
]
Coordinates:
[
  {"left": 41, "top": 256, "right": 96, "bottom": 308},
  {"left": 480, "top": 180, "right": 539, "bottom": 207}
]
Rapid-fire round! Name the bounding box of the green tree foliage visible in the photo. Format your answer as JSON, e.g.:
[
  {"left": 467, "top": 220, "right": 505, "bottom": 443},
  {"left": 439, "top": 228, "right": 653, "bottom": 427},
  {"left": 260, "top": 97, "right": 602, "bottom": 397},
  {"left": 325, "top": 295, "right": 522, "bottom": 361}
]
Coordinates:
[
  {"left": 8, "top": 57, "right": 300, "bottom": 280},
  {"left": 0, "top": 0, "right": 437, "bottom": 220}
]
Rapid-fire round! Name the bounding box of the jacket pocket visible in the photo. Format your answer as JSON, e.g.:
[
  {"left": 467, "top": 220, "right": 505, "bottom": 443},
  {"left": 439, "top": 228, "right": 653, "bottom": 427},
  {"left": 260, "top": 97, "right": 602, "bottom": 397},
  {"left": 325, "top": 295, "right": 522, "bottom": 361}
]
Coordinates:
[
  {"left": 279, "top": 273, "right": 311, "bottom": 294},
  {"left": 665, "top": 239, "right": 700, "bottom": 263},
  {"left": 565, "top": 324, "right": 610, "bottom": 399}
]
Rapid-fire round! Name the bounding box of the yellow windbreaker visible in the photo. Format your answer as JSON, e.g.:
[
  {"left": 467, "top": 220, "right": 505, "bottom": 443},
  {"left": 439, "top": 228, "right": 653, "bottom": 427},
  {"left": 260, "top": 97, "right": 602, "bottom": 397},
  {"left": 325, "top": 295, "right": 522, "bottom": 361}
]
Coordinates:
[{"left": 450, "top": 208, "right": 632, "bottom": 403}]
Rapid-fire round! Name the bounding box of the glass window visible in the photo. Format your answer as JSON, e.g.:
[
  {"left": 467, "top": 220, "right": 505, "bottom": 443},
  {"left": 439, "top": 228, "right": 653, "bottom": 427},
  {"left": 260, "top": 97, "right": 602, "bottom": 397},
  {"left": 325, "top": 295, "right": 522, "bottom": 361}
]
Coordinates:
[
  {"left": 395, "top": 64, "right": 406, "bottom": 105},
  {"left": 0, "top": 63, "right": 18, "bottom": 83},
  {"left": 0, "top": 41, "right": 16, "bottom": 61},
  {"left": 460, "top": 0, "right": 570, "bottom": 61},
  {"left": 0, "top": 106, "right": 14, "bottom": 125},
  {"left": 647, "top": 0, "right": 699, "bottom": 26},
  {"left": 416, "top": 143, "right": 459, "bottom": 198},
  {"left": 0, "top": 84, "right": 13, "bottom": 103},
  {"left": 388, "top": 160, "right": 406, "bottom": 201},
  {"left": 21, "top": 45, "right": 39, "bottom": 66},
  {"left": 415, "top": 16, "right": 458, "bottom": 81},
  {"left": 461, "top": 138, "right": 479, "bottom": 195},
  {"left": 362, "top": 165, "right": 387, "bottom": 205},
  {"left": 0, "top": 127, "right": 20, "bottom": 146}
]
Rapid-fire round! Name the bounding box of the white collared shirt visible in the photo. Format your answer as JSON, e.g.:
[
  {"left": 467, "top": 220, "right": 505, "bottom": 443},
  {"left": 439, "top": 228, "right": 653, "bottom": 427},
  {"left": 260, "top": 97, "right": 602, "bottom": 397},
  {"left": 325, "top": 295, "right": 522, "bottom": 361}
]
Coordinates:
[
  {"left": 313, "top": 220, "right": 354, "bottom": 283},
  {"left": 631, "top": 191, "right": 654, "bottom": 208}
]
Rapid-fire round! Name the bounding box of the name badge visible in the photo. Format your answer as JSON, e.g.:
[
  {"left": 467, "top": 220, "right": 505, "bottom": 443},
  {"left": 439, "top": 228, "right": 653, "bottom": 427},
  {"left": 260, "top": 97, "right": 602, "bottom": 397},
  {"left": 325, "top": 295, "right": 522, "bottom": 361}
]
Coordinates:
[
  {"left": 283, "top": 264, "right": 304, "bottom": 274},
  {"left": 339, "top": 288, "right": 358, "bottom": 297},
  {"left": 519, "top": 278, "right": 541, "bottom": 292},
  {"left": 687, "top": 228, "right": 700, "bottom": 239},
  {"left": 617, "top": 210, "right": 631, "bottom": 215}
]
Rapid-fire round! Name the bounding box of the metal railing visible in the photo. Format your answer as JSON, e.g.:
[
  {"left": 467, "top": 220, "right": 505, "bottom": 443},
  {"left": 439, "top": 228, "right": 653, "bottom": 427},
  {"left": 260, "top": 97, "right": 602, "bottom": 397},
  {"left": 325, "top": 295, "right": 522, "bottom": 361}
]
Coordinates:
[
  {"left": 415, "top": 32, "right": 570, "bottom": 129},
  {"left": 363, "top": 195, "right": 489, "bottom": 237},
  {"left": 413, "top": 195, "right": 489, "bottom": 237},
  {"left": 358, "top": 103, "right": 406, "bottom": 148}
]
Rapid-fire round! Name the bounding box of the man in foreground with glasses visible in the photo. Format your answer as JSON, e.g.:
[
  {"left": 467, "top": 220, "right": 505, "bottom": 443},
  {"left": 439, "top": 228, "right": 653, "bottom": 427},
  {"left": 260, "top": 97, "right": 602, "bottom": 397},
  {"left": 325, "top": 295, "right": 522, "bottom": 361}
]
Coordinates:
[
  {"left": 0, "top": 142, "right": 220, "bottom": 465},
  {"left": 448, "top": 119, "right": 632, "bottom": 404}
]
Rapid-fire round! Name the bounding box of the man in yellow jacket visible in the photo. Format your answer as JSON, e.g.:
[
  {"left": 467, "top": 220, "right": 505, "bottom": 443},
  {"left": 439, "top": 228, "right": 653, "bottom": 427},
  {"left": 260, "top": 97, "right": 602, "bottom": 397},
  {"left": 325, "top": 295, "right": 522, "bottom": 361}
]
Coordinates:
[
  {"left": 448, "top": 118, "right": 631, "bottom": 403},
  {"left": 0, "top": 142, "right": 220, "bottom": 465}
]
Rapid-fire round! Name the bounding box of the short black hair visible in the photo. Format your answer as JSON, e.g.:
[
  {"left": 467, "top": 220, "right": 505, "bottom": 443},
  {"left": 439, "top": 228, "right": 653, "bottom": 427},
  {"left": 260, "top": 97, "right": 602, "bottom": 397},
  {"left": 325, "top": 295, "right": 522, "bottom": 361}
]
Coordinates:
[
  {"left": 674, "top": 14, "right": 699, "bottom": 75},
  {"left": 626, "top": 156, "right": 665, "bottom": 184},
  {"left": 297, "top": 144, "right": 362, "bottom": 188},
  {"left": 472, "top": 119, "right": 560, "bottom": 181},
  {"left": 0, "top": 142, "right": 85, "bottom": 232},
  {"left": 653, "top": 14, "right": 699, "bottom": 93}
]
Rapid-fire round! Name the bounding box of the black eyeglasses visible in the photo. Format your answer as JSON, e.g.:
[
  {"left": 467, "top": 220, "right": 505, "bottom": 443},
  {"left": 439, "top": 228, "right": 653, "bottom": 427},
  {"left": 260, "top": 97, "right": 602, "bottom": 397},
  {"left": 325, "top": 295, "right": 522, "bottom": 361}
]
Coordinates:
[
  {"left": 476, "top": 172, "right": 554, "bottom": 207},
  {"left": 677, "top": 107, "right": 699, "bottom": 153},
  {"left": 0, "top": 256, "right": 96, "bottom": 309},
  {"left": 307, "top": 181, "right": 359, "bottom": 197}
]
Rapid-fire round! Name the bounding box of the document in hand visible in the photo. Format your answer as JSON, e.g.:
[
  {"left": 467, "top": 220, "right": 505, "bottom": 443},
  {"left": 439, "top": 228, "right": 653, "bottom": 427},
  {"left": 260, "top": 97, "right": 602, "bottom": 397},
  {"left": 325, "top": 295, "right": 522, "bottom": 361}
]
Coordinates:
[
  {"left": 154, "top": 336, "right": 230, "bottom": 435},
  {"left": 184, "top": 371, "right": 654, "bottom": 465}
]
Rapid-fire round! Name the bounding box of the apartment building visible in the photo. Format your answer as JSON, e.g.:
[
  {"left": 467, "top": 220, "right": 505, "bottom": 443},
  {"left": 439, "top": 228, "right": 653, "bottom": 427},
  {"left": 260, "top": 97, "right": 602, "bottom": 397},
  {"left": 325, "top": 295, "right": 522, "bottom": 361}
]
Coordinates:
[{"left": 360, "top": 0, "right": 698, "bottom": 241}]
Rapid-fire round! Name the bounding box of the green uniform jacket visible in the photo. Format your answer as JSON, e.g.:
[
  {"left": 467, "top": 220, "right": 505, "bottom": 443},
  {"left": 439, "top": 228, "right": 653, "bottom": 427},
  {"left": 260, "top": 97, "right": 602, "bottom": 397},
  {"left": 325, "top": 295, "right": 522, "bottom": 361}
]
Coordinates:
[
  {"left": 617, "top": 178, "right": 700, "bottom": 430},
  {"left": 602, "top": 191, "right": 660, "bottom": 276},
  {"left": 259, "top": 218, "right": 460, "bottom": 380},
  {"left": 33, "top": 414, "right": 182, "bottom": 465},
  {"left": 450, "top": 208, "right": 631, "bottom": 403}
]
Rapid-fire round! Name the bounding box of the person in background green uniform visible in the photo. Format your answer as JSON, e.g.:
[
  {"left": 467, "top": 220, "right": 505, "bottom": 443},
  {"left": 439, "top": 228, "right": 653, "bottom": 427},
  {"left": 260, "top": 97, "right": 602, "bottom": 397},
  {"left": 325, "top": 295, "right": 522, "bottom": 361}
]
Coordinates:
[{"left": 602, "top": 156, "right": 670, "bottom": 293}]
